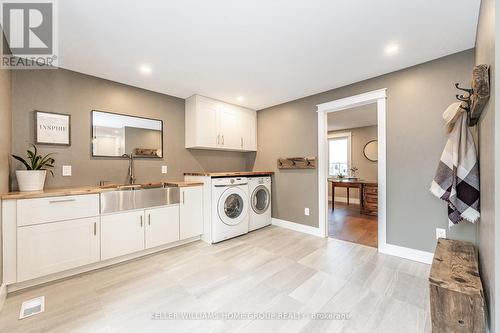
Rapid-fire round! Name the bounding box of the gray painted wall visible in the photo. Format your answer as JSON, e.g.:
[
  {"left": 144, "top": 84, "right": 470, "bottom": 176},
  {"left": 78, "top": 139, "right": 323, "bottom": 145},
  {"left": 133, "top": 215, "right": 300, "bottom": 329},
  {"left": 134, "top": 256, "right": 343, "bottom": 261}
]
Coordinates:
[
  {"left": 328, "top": 125, "right": 378, "bottom": 200},
  {"left": 11, "top": 69, "right": 253, "bottom": 189},
  {"left": 475, "top": 0, "right": 495, "bottom": 330},
  {"left": 253, "top": 49, "right": 477, "bottom": 253},
  {"left": 0, "top": 33, "right": 11, "bottom": 287}
]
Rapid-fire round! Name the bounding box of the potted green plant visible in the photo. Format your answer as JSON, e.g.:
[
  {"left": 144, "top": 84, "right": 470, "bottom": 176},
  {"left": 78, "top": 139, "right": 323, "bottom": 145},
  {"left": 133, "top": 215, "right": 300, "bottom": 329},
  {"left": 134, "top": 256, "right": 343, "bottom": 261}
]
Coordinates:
[{"left": 12, "top": 145, "right": 55, "bottom": 192}]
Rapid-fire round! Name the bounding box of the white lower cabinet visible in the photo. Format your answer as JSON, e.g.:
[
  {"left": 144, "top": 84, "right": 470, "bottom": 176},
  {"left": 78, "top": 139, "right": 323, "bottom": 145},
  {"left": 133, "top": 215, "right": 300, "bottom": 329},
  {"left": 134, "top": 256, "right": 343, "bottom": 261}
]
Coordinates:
[
  {"left": 145, "top": 206, "right": 180, "bottom": 249},
  {"left": 101, "top": 210, "right": 145, "bottom": 260},
  {"left": 17, "top": 217, "right": 100, "bottom": 282},
  {"left": 8, "top": 190, "right": 203, "bottom": 285},
  {"left": 180, "top": 187, "right": 203, "bottom": 240}
]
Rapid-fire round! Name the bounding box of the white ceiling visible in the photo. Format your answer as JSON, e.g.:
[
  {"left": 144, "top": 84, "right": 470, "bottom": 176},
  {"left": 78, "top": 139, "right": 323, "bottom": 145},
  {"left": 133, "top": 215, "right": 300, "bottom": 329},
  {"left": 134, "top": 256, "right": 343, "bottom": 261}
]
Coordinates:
[
  {"left": 58, "top": 0, "right": 481, "bottom": 110},
  {"left": 328, "top": 104, "right": 377, "bottom": 131}
]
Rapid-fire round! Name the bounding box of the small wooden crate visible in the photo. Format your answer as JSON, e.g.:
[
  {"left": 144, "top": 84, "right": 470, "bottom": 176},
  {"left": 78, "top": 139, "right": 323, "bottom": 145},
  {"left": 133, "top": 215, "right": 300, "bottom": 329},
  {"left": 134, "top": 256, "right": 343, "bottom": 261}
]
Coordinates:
[{"left": 429, "top": 239, "right": 486, "bottom": 332}]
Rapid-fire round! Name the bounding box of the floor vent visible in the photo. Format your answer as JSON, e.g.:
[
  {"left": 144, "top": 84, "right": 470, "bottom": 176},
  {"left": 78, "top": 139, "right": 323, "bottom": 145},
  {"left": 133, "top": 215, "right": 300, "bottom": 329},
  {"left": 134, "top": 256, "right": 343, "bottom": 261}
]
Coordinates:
[{"left": 19, "top": 296, "right": 45, "bottom": 320}]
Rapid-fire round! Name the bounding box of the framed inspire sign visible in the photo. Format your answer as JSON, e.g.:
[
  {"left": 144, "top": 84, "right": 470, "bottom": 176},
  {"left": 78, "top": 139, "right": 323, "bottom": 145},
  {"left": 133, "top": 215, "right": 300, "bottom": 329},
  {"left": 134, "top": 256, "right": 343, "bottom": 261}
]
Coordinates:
[{"left": 35, "top": 111, "right": 71, "bottom": 146}]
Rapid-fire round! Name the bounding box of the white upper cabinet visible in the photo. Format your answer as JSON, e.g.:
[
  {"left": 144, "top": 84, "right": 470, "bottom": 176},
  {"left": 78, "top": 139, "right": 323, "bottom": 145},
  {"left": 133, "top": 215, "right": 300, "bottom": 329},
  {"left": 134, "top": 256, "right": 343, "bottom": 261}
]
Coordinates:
[
  {"left": 186, "top": 96, "right": 218, "bottom": 148},
  {"left": 239, "top": 108, "right": 257, "bottom": 151},
  {"left": 185, "top": 95, "right": 257, "bottom": 151}
]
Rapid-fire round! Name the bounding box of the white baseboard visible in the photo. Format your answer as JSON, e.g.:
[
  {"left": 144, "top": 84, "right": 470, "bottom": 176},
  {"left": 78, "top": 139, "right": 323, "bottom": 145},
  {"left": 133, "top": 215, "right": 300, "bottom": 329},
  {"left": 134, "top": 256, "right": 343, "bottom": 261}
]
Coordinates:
[
  {"left": 328, "top": 196, "right": 360, "bottom": 204},
  {"left": 272, "top": 217, "right": 433, "bottom": 265},
  {"left": 379, "top": 243, "right": 434, "bottom": 264},
  {"left": 0, "top": 283, "right": 6, "bottom": 312},
  {"left": 272, "top": 218, "right": 323, "bottom": 237}
]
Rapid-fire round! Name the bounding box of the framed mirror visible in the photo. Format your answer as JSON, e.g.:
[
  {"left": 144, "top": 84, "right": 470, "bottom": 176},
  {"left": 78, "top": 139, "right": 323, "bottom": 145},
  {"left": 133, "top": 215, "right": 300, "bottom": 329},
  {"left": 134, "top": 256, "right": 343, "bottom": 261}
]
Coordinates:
[
  {"left": 363, "top": 140, "right": 378, "bottom": 162},
  {"left": 91, "top": 110, "right": 163, "bottom": 158}
]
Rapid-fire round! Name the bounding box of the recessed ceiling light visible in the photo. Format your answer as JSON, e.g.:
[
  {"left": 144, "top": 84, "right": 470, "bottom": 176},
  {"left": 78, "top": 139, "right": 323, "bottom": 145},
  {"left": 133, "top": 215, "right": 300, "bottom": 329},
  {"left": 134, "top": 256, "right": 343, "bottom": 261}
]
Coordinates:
[
  {"left": 237, "top": 96, "right": 245, "bottom": 102},
  {"left": 139, "top": 65, "right": 152, "bottom": 75},
  {"left": 384, "top": 43, "right": 399, "bottom": 55}
]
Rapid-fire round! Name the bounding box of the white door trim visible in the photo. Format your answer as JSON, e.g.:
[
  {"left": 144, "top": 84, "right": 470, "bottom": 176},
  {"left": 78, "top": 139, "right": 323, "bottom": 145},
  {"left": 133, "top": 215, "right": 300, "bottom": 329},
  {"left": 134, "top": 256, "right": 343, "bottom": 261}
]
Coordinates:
[{"left": 317, "top": 88, "right": 387, "bottom": 251}]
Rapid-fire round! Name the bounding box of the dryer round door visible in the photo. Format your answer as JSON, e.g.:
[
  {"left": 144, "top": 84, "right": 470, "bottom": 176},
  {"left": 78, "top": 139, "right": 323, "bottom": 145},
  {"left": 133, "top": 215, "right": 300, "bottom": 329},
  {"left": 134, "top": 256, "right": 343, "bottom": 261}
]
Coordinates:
[
  {"left": 218, "top": 187, "right": 249, "bottom": 226},
  {"left": 251, "top": 185, "right": 270, "bottom": 214}
]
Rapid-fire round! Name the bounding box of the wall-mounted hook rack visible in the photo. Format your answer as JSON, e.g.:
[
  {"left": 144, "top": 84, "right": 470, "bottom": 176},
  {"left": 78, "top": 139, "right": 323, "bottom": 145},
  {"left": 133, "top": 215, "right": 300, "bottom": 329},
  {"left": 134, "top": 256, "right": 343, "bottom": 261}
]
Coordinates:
[
  {"left": 454, "top": 83, "right": 473, "bottom": 94},
  {"left": 454, "top": 83, "right": 472, "bottom": 122},
  {"left": 277, "top": 157, "right": 316, "bottom": 169},
  {"left": 453, "top": 64, "right": 490, "bottom": 127}
]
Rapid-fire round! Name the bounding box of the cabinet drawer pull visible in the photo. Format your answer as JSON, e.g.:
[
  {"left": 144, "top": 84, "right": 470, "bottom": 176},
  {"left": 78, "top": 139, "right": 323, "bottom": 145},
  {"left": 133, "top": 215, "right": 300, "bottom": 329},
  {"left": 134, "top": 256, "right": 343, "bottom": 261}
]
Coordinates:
[
  {"left": 140, "top": 215, "right": 143, "bottom": 227},
  {"left": 49, "top": 198, "right": 76, "bottom": 204},
  {"left": 148, "top": 214, "right": 151, "bottom": 226},
  {"left": 93, "top": 222, "right": 97, "bottom": 235}
]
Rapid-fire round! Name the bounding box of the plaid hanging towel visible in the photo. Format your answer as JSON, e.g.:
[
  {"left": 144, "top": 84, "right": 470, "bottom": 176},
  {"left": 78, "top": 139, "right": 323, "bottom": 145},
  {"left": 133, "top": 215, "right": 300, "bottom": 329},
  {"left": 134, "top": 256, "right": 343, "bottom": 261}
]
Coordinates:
[{"left": 430, "top": 104, "right": 480, "bottom": 225}]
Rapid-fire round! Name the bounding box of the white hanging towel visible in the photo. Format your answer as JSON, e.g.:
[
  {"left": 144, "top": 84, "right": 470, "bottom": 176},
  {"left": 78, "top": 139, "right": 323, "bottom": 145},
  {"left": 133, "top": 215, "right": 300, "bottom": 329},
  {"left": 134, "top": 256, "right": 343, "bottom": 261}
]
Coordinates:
[{"left": 430, "top": 102, "right": 480, "bottom": 225}]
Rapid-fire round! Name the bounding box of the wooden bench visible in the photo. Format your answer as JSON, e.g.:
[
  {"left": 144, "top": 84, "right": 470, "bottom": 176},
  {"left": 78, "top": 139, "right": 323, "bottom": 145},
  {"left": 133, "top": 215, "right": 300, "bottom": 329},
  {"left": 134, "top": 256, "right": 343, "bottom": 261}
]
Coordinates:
[{"left": 429, "top": 238, "right": 486, "bottom": 332}]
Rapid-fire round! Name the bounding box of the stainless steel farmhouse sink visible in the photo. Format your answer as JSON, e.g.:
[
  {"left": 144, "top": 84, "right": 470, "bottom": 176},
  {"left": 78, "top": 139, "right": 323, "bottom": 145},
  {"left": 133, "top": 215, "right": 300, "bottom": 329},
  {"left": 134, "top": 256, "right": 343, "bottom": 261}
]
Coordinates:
[{"left": 100, "top": 185, "right": 180, "bottom": 214}]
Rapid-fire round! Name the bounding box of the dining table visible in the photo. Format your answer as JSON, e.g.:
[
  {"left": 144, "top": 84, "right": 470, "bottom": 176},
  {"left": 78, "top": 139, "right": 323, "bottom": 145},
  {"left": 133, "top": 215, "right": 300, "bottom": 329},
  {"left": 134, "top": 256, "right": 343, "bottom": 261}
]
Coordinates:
[{"left": 328, "top": 178, "right": 378, "bottom": 214}]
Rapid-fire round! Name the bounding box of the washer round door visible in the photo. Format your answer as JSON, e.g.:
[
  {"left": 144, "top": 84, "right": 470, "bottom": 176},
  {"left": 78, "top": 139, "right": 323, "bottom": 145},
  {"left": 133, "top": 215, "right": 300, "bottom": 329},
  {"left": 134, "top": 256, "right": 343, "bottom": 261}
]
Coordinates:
[
  {"left": 251, "top": 185, "right": 270, "bottom": 214},
  {"left": 218, "top": 187, "right": 249, "bottom": 226}
]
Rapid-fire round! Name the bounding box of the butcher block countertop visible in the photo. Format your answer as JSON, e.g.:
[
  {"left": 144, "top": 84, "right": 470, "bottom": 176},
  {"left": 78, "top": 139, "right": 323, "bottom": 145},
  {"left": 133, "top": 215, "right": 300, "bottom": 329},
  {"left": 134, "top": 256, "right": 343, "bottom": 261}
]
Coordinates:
[
  {"left": 1, "top": 181, "right": 203, "bottom": 200},
  {"left": 184, "top": 171, "right": 274, "bottom": 177},
  {"left": 163, "top": 181, "right": 204, "bottom": 187}
]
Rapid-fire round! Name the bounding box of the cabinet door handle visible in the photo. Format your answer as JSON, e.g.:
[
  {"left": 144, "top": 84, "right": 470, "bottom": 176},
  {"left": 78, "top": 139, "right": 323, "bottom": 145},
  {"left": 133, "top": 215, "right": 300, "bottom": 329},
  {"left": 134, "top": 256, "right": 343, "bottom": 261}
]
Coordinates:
[
  {"left": 182, "top": 192, "right": 185, "bottom": 204},
  {"left": 93, "top": 222, "right": 97, "bottom": 235},
  {"left": 49, "top": 198, "right": 76, "bottom": 204},
  {"left": 241, "top": 137, "right": 243, "bottom": 148},
  {"left": 140, "top": 215, "right": 143, "bottom": 227},
  {"left": 222, "top": 135, "right": 224, "bottom": 145},
  {"left": 148, "top": 214, "right": 151, "bottom": 226},
  {"left": 217, "top": 134, "right": 220, "bottom": 145}
]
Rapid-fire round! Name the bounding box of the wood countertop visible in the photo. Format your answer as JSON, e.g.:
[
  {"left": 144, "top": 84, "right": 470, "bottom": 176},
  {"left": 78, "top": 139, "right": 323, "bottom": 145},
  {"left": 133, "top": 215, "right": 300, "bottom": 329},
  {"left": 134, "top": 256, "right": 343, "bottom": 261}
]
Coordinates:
[
  {"left": 184, "top": 171, "right": 274, "bottom": 177},
  {"left": 1, "top": 181, "right": 203, "bottom": 200},
  {"left": 163, "top": 181, "right": 204, "bottom": 187}
]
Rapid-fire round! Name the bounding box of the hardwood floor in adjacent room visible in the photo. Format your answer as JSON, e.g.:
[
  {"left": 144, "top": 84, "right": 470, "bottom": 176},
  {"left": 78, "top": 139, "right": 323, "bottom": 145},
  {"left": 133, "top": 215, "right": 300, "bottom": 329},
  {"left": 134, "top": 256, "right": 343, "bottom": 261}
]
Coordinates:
[
  {"left": 328, "top": 201, "right": 378, "bottom": 248},
  {"left": 0, "top": 226, "right": 429, "bottom": 333}
]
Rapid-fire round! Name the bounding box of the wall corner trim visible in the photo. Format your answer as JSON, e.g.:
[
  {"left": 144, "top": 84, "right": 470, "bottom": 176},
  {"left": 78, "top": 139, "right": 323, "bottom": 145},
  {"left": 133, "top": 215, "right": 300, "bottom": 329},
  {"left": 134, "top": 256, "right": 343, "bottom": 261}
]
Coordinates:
[
  {"left": 271, "top": 218, "right": 324, "bottom": 237},
  {"left": 379, "top": 243, "right": 434, "bottom": 264}
]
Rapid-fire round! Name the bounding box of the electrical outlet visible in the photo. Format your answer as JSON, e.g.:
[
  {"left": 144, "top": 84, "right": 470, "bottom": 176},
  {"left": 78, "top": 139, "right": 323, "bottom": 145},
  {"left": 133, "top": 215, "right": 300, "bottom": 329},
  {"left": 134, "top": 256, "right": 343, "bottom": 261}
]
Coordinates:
[
  {"left": 436, "top": 228, "right": 446, "bottom": 240},
  {"left": 161, "top": 165, "right": 168, "bottom": 174},
  {"left": 62, "top": 165, "right": 72, "bottom": 177},
  {"left": 304, "top": 208, "right": 310, "bottom": 216}
]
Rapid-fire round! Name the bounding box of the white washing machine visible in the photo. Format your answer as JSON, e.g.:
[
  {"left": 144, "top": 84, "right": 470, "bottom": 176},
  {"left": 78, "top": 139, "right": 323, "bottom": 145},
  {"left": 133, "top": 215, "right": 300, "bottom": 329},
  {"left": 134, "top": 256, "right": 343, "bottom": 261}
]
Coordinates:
[
  {"left": 248, "top": 176, "right": 272, "bottom": 231},
  {"left": 211, "top": 177, "right": 250, "bottom": 243}
]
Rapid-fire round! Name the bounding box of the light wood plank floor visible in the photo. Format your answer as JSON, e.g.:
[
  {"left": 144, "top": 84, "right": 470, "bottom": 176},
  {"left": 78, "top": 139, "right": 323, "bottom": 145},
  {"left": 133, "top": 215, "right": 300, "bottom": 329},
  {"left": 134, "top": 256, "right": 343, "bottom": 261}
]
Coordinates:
[{"left": 0, "top": 226, "right": 431, "bottom": 333}]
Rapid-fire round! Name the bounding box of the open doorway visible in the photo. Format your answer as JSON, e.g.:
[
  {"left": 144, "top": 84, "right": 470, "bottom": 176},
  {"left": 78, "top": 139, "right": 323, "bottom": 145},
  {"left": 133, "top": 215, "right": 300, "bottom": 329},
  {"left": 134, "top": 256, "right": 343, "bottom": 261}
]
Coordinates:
[
  {"left": 317, "top": 89, "right": 387, "bottom": 252},
  {"left": 327, "top": 105, "right": 378, "bottom": 247}
]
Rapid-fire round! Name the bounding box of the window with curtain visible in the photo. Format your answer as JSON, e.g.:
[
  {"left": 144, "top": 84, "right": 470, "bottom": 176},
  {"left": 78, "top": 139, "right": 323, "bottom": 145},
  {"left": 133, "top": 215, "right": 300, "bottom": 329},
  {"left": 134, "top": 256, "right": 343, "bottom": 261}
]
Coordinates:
[{"left": 329, "top": 135, "right": 350, "bottom": 176}]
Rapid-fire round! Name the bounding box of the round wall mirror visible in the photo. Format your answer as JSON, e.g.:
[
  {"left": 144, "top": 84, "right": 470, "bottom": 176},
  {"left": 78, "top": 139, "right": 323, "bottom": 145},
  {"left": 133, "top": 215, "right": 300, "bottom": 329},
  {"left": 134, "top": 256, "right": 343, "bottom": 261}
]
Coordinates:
[{"left": 363, "top": 140, "right": 378, "bottom": 162}]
